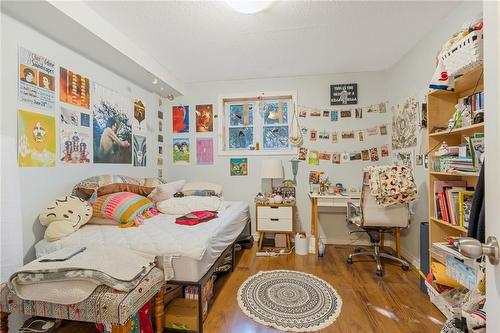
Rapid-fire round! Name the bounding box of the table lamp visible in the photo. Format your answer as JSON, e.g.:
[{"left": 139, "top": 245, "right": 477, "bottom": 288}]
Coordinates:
[{"left": 261, "top": 159, "right": 284, "bottom": 194}]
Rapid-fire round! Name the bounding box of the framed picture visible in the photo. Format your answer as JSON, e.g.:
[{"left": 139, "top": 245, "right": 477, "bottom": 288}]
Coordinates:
[
  {"left": 230, "top": 158, "right": 248, "bottom": 176},
  {"left": 330, "top": 83, "right": 358, "bottom": 105}
]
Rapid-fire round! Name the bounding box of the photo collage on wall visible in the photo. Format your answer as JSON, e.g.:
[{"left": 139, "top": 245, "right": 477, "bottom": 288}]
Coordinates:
[{"left": 16, "top": 46, "right": 149, "bottom": 168}]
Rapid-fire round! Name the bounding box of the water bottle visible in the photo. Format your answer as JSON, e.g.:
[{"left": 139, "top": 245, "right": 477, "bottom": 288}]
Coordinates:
[{"left": 318, "top": 239, "right": 325, "bottom": 257}]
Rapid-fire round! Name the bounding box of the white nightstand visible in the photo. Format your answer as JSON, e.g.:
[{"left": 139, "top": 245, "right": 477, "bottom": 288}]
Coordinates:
[{"left": 256, "top": 203, "right": 295, "bottom": 249}]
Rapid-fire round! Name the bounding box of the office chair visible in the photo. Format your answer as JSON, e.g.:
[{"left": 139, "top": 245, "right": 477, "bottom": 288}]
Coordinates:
[{"left": 346, "top": 171, "right": 411, "bottom": 276}]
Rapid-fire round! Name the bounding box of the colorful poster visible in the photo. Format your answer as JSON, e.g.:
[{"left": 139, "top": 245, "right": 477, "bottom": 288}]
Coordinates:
[
  {"left": 18, "top": 109, "right": 56, "bottom": 167},
  {"left": 133, "top": 135, "right": 147, "bottom": 167},
  {"left": 196, "top": 138, "right": 214, "bottom": 165},
  {"left": 230, "top": 158, "right": 248, "bottom": 176},
  {"left": 60, "top": 107, "right": 80, "bottom": 126},
  {"left": 196, "top": 104, "right": 213, "bottom": 132},
  {"left": 18, "top": 47, "right": 55, "bottom": 111},
  {"left": 173, "top": 137, "right": 190, "bottom": 164},
  {"left": 60, "top": 67, "right": 90, "bottom": 109},
  {"left": 92, "top": 83, "right": 132, "bottom": 164},
  {"left": 173, "top": 105, "right": 189, "bottom": 133},
  {"left": 133, "top": 99, "right": 146, "bottom": 132},
  {"left": 60, "top": 128, "right": 91, "bottom": 164}
]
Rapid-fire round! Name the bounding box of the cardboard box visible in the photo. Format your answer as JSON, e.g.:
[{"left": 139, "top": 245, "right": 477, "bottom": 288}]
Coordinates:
[{"left": 164, "top": 298, "right": 198, "bottom": 331}]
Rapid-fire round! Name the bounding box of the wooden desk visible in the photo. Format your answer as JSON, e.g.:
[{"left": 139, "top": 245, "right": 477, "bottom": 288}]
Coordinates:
[{"left": 308, "top": 192, "right": 361, "bottom": 254}]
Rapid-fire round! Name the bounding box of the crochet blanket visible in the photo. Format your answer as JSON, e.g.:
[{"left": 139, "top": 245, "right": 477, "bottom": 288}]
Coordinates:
[
  {"left": 365, "top": 165, "right": 418, "bottom": 207},
  {"left": 9, "top": 246, "right": 157, "bottom": 304}
]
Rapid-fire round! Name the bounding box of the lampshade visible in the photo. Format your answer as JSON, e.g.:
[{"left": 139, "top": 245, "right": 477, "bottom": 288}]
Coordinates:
[{"left": 261, "top": 159, "right": 284, "bottom": 179}]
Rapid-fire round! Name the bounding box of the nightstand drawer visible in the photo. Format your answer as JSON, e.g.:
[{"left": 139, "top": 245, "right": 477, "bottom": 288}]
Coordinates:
[
  {"left": 257, "top": 206, "right": 293, "bottom": 219},
  {"left": 257, "top": 218, "right": 293, "bottom": 232}
]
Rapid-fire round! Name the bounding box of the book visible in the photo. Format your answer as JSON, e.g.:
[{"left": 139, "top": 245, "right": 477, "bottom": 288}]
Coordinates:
[
  {"left": 433, "top": 181, "right": 466, "bottom": 220},
  {"left": 438, "top": 192, "right": 449, "bottom": 222},
  {"left": 459, "top": 191, "right": 475, "bottom": 228},
  {"left": 445, "top": 187, "right": 466, "bottom": 225}
]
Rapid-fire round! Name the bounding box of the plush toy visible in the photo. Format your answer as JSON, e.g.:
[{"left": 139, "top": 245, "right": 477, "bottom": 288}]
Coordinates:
[{"left": 39, "top": 195, "right": 93, "bottom": 241}]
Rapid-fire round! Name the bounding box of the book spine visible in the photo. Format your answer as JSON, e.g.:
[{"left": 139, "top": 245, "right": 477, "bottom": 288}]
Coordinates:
[
  {"left": 435, "top": 194, "right": 442, "bottom": 220},
  {"left": 439, "top": 192, "right": 448, "bottom": 222}
]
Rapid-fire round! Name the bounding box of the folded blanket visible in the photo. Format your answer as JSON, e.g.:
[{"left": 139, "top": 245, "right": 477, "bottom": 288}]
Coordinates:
[{"left": 9, "top": 245, "right": 158, "bottom": 304}]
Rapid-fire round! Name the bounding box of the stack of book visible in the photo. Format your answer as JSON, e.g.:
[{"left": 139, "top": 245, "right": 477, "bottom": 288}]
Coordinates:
[
  {"left": 460, "top": 91, "right": 484, "bottom": 114},
  {"left": 449, "top": 158, "right": 474, "bottom": 172},
  {"left": 434, "top": 180, "right": 475, "bottom": 228}
]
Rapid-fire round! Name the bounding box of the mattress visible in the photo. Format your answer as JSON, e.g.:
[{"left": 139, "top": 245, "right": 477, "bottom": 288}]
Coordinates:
[{"left": 35, "top": 201, "right": 249, "bottom": 282}]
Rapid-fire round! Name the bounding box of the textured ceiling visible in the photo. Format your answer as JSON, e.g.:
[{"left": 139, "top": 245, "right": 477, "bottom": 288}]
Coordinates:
[{"left": 85, "top": 1, "right": 460, "bottom": 83}]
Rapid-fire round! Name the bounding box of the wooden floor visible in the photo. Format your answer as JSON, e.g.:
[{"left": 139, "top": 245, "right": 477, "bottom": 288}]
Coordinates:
[{"left": 54, "top": 244, "right": 445, "bottom": 333}]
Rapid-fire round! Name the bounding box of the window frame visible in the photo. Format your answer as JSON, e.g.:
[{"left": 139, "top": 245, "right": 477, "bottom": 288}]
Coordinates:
[{"left": 217, "top": 91, "right": 298, "bottom": 156}]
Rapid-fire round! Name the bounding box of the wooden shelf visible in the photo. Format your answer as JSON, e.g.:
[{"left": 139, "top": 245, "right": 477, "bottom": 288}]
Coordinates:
[
  {"left": 428, "top": 65, "right": 484, "bottom": 97},
  {"left": 429, "top": 217, "right": 468, "bottom": 233},
  {"left": 429, "top": 123, "right": 484, "bottom": 137},
  {"left": 429, "top": 171, "right": 479, "bottom": 177}
]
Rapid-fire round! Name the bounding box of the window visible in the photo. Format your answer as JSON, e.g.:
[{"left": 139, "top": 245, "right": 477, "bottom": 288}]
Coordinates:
[{"left": 218, "top": 92, "right": 297, "bottom": 156}]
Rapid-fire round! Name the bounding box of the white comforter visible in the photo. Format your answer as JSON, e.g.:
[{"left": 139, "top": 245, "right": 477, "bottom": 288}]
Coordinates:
[{"left": 35, "top": 201, "right": 249, "bottom": 279}]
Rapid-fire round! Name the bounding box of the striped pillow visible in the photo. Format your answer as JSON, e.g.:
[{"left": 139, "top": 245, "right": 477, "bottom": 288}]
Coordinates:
[{"left": 92, "top": 192, "right": 158, "bottom": 227}]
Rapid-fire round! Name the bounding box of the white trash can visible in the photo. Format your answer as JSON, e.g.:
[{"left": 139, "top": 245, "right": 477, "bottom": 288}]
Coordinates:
[{"left": 294, "top": 234, "right": 308, "bottom": 255}]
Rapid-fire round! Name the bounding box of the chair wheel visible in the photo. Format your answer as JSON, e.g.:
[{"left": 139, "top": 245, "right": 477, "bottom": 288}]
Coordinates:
[
  {"left": 402, "top": 264, "right": 409, "bottom": 271},
  {"left": 376, "top": 269, "right": 383, "bottom": 277},
  {"left": 346, "top": 257, "right": 352, "bottom": 265}
]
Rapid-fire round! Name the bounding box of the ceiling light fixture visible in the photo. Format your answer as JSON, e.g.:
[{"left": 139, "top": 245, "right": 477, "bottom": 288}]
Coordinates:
[{"left": 226, "top": 1, "right": 274, "bottom": 14}]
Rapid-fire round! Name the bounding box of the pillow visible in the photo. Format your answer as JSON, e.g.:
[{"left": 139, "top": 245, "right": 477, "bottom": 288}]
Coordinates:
[
  {"left": 182, "top": 189, "right": 218, "bottom": 197},
  {"left": 147, "top": 180, "right": 186, "bottom": 202},
  {"left": 39, "top": 196, "right": 93, "bottom": 241},
  {"left": 157, "top": 196, "right": 222, "bottom": 215},
  {"left": 92, "top": 192, "right": 158, "bottom": 227},
  {"left": 181, "top": 182, "right": 222, "bottom": 196}
]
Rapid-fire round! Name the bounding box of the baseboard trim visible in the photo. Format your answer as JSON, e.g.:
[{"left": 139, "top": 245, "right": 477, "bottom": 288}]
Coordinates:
[{"left": 401, "top": 247, "right": 421, "bottom": 269}]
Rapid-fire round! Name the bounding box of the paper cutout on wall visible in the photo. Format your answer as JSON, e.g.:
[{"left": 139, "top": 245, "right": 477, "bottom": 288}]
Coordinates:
[
  {"left": 230, "top": 158, "right": 248, "bottom": 176},
  {"left": 133, "top": 135, "right": 147, "bottom": 167},
  {"left": 18, "top": 47, "right": 56, "bottom": 111},
  {"left": 173, "top": 137, "right": 190, "bottom": 164},
  {"left": 18, "top": 109, "right": 56, "bottom": 167},
  {"left": 196, "top": 104, "right": 213, "bottom": 132},
  {"left": 60, "top": 67, "right": 90, "bottom": 109},
  {"left": 173, "top": 105, "right": 189, "bottom": 133},
  {"left": 60, "top": 128, "right": 91, "bottom": 164},
  {"left": 392, "top": 97, "right": 418, "bottom": 149},
  {"left": 196, "top": 138, "right": 214, "bottom": 165},
  {"left": 92, "top": 83, "right": 132, "bottom": 164}
]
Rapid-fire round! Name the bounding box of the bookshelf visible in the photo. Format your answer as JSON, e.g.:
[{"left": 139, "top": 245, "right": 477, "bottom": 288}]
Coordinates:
[{"left": 427, "top": 65, "right": 484, "bottom": 268}]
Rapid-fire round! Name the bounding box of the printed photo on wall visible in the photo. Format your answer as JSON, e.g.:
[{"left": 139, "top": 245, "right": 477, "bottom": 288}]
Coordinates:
[
  {"left": 370, "top": 147, "right": 379, "bottom": 162},
  {"left": 394, "top": 151, "right": 414, "bottom": 169},
  {"left": 80, "top": 113, "right": 90, "bottom": 127},
  {"left": 310, "top": 109, "right": 321, "bottom": 117},
  {"left": 309, "top": 171, "right": 322, "bottom": 184},
  {"left": 133, "top": 99, "right": 146, "bottom": 132},
  {"left": 308, "top": 150, "right": 319, "bottom": 165},
  {"left": 323, "top": 110, "right": 330, "bottom": 117},
  {"left": 380, "top": 125, "right": 387, "bottom": 135},
  {"left": 60, "top": 128, "right": 91, "bottom": 164},
  {"left": 196, "top": 138, "right": 214, "bottom": 165},
  {"left": 331, "top": 132, "right": 338, "bottom": 143},
  {"left": 18, "top": 109, "right": 56, "bottom": 167},
  {"left": 157, "top": 157, "right": 163, "bottom": 166},
  {"left": 362, "top": 149, "right": 369, "bottom": 161},
  {"left": 196, "top": 104, "right": 213, "bottom": 132},
  {"left": 18, "top": 47, "right": 56, "bottom": 111},
  {"left": 159, "top": 146, "right": 163, "bottom": 155},
  {"left": 358, "top": 131, "right": 365, "bottom": 142},
  {"left": 310, "top": 130, "right": 317, "bottom": 141},
  {"left": 416, "top": 154, "right": 424, "bottom": 166},
  {"left": 379, "top": 102, "right": 387, "bottom": 113},
  {"left": 60, "top": 107, "right": 80, "bottom": 126},
  {"left": 158, "top": 110, "right": 163, "bottom": 120},
  {"left": 381, "top": 145, "right": 389, "bottom": 158},
  {"left": 349, "top": 152, "right": 362, "bottom": 161},
  {"left": 60, "top": 67, "right": 90, "bottom": 109},
  {"left": 355, "top": 108, "right": 363, "bottom": 119},
  {"left": 133, "top": 135, "right": 147, "bottom": 167},
  {"left": 319, "top": 152, "right": 331, "bottom": 161},
  {"left": 341, "top": 131, "right": 354, "bottom": 139},
  {"left": 158, "top": 134, "right": 164, "bottom": 143},
  {"left": 330, "top": 110, "right": 338, "bottom": 121},
  {"left": 332, "top": 153, "right": 340, "bottom": 164},
  {"left": 172, "top": 105, "right": 189, "bottom": 133},
  {"left": 158, "top": 168, "right": 163, "bottom": 178},
  {"left": 299, "top": 108, "right": 307, "bottom": 117},
  {"left": 230, "top": 158, "right": 248, "bottom": 176},
  {"left": 367, "top": 126, "right": 379, "bottom": 136},
  {"left": 340, "top": 152, "right": 350, "bottom": 163},
  {"left": 158, "top": 120, "right": 163, "bottom": 132},
  {"left": 92, "top": 83, "right": 132, "bottom": 164},
  {"left": 298, "top": 147, "right": 308, "bottom": 161},
  {"left": 173, "top": 137, "right": 190, "bottom": 164},
  {"left": 319, "top": 131, "right": 330, "bottom": 140},
  {"left": 340, "top": 110, "right": 351, "bottom": 118}
]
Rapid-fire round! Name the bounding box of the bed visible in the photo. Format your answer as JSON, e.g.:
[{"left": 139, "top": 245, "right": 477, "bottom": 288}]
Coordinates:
[{"left": 35, "top": 200, "right": 250, "bottom": 283}]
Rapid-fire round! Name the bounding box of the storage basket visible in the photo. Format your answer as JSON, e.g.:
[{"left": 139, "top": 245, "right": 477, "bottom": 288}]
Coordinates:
[{"left": 440, "top": 30, "right": 483, "bottom": 78}]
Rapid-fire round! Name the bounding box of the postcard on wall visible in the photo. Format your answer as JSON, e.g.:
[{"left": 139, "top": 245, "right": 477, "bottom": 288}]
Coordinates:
[
  {"left": 341, "top": 131, "right": 354, "bottom": 139},
  {"left": 299, "top": 108, "right": 307, "bottom": 118},
  {"left": 133, "top": 99, "right": 146, "bottom": 132},
  {"left": 308, "top": 150, "right": 319, "bottom": 165},
  {"left": 173, "top": 137, "right": 190, "bottom": 164},
  {"left": 158, "top": 168, "right": 163, "bottom": 178},
  {"left": 92, "top": 83, "right": 132, "bottom": 164},
  {"left": 381, "top": 145, "right": 389, "bottom": 158},
  {"left": 230, "top": 158, "right": 248, "bottom": 176},
  {"left": 323, "top": 110, "right": 330, "bottom": 117},
  {"left": 350, "top": 152, "right": 361, "bottom": 161},
  {"left": 330, "top": 110, "right": 338, "bottom": 122},
  {"left": 60, "top": 107, "right": 80, "bottom": 126},
  {"left": 319, "top": 152, "right": 331, "bottom": 161},
  {"left": 158, "top": 134, "right": 164, "bottom": 143},
  {"left": 196, "top": 138, "right": 214, "bottom": 165},
  {"left": 157, "top": 157, "right": 164, "bottom": 166},
  {"left": 330, "top": 83, "right": 357, "bottom": 105},
  {"left": 159, "top": 146, "right": 163, "bottom": 155},
  {"left": 18, "top": 47, "right": 56, "bottom": 111},
  {"left": 340, "top": 110, "right": 351, "bottom": 118},
  {"left": 340, "top": 152, "right": 350, "bottom": 163},
  {"left": 310, "top": 130, "right": 317, "bottom": 141},
  {"left": 362, "top": 149, "right": 369, "bottom": 161},
  {"left": 331, "top": 132, "right": 338, "bottom": 143},
  {"left": 173, "top": 105, "right": 189, "bottom": 133},
  {"left": 158, "top": 120, "right": 163, "bottom": 132},
  {"left": 18, "top": 109, "right": 56, "bottom": 167},
  {"left": 355, "top": 108, "right": 363, "bottom": 119},
  {"left": 310, "top": 109, "right": 321, "bottom": 117},
  {"left": 416, "top": 154, "right": 424, "bottom": 166},
  {"left": 379, "top": 102, "right": 387, "bottom": 113},
  {"left": 158, "top": 110, "right": 164, "bottom": 120},
  {"left": 60, "top": 67, "right": 90, "bottom": 109},
  {"left": 394, "top": 150, "right": 414, "bottom": 169},
  {"left": 133, "top": 135, "right": 147, "bottom": 167},
  {"left": 196, "top": 104, "right": 213, "bottom": 132},
  {"left": 358, "top": 131, "right": 365, "bottom": 142},
  {"left": 380, "top": 125, "right": 387, "bottom": 135},
  {"left": 60, "top": 127, "right": 91, "bottom": 164},
  {"left": 298, "top": 147, "right": 308, "bottom": 161},
  {"left": 367, "top": 126, "right": 379, "bottom": 136},
  {"left": 319, "top": 131, "right": 330, "bottom": 140},
  {"left": 332, "top": 153, "right": 340, "bottom": 164},
  {"left": 370, "top": 147, "right": 379, "bottom": 162}
]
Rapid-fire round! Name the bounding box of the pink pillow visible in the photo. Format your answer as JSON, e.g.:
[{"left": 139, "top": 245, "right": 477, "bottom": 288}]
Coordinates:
[{"left": 147, "top": 180, "right": 186, "bottom": 202}]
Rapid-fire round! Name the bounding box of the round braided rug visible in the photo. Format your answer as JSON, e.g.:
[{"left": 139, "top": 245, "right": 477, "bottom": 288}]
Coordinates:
[{"left": 237, "top": 270, "right": 342, "bottom": 332}]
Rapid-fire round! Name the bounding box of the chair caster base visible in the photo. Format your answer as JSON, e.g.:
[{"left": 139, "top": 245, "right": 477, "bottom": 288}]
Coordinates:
[
  {"left": 402, "top": 264, "right": 409, "bottom": 271},
  {"left": 376, "top": 269, "right": 383, "bottom": 277},
  {"left": 346, "top": 257, "right": 352, "bottom": 265}
]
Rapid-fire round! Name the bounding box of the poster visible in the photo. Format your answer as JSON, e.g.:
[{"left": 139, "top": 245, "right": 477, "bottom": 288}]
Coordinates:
[
  {"left": 60, "top": 128, "right": 91, "bottom": 164},
  {"left": 133, "top": 135, "right": 147, "bottom": 167},
  {"left": 196, "top": 138, "right": 214, "bottom": 165},
  {"left": 392, "top": 97, "right": 418, "bottom": 149},
  {"left": 330, "top": 83, "right": 357, "bottom": 105},
  {"left": 80, "top": 113, "right": 90, "bottom": 127},
  {"left": 18, "top": 47, "right": 55, "bottom": 111},
  {"left": 196, "top": 104, "right": 213, "bottom": 132},
  {"left": 173, "top": 137, "right": 190, "bottom": 164},
  {"left": 230, "top": 158, "right": 248, "bottom": 176},
  {"left": 92, "top": 83, "right": 132, "bottom": 164},
  {"left": 173, "top": 105, "right": 189, "bottom": 133},
  {"left": 133, "top": 99, "right": 146, "bottom": 132},
  {"left": 18, "top": 109, "right": 56, "bottom": 167},
  {"left": 60, "top": 67, "right": 90, "bottom": 109}
]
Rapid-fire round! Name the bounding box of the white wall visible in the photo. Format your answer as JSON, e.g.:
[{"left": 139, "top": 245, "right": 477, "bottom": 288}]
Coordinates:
[
  {"left": 385, "top": 1, "right": 483, "bottom": 265},
  {"left": 163, "top": 72, "right": 391, "bottom": 245},
  {"left": 0, "top": 13, "right": 159, "bottom": 271}
]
